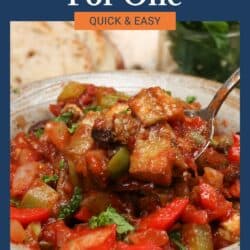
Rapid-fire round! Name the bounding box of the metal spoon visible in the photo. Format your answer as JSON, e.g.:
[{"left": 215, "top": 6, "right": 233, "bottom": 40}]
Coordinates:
[{"left": 184, "top": 68, "right": 240, "bottom": 159}]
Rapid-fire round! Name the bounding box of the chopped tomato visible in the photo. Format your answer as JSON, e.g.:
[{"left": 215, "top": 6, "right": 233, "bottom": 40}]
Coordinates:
[
  {"left": 11, "top": 162, "right": 39, "bottom": 197},
  {"left": 78, "top": 84, "right": 97, "bottom": 107},
  {"left": 228, "top": 134, "right": 240, "bottom": 164},
  {"left": 50, "top": 103, "right": 64, "bottom": 116},
  {"left": 181, "top": 204, "right": 208, "bottom": 224},
  {"left": 128, "top": 228, "right": 169, "bottom": 247},
  {"left": 10, "top": 219, "right": 26, "bottom": 243},
  {"left": 42, "top": 221, "right": 73, "bottom": 248},
  {"left": 115, "top": 242, "right": 163, "bottom": 250},
  {"left": 229, "top": 179, "right": 240, "bottom": 198},
  {"left": 10, "top": 207, "right": 50, "bottom": 225},
  {"left": 138, "top": 198, "right": 189, "bottom": 230},
  {"left": 61, "top": 225, "right": 116, "bottom": 250},
  {"left": 199, "top": 183, "right": 232, "bottom": 221},
  {"left": 45, "top": 121, "right": 70, "bottom": 150},
  {"left": 11, "top": 132, "right": 41, "bottom": 165}
]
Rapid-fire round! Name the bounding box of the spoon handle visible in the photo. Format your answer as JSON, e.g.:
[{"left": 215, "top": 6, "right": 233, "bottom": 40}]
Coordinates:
[{"left": 206, "top": 68, "right": 240, "bottom": 117}]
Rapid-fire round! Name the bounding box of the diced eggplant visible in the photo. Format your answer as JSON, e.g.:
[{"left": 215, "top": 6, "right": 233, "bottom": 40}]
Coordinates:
[
  {"left": 129, "top": 87, "right": 184, "bottom": 126},
  {"left": 129, "top": 124, "right": 180, "bottom": 186}
]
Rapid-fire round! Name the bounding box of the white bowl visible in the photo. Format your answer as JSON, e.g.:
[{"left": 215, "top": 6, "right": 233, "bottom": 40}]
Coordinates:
[{"left": 11, "top": 71, "right": 240, "bottom": 250}]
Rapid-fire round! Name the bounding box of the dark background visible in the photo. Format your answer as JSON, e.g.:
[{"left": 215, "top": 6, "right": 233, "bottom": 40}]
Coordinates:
[{"left": 1, "top": 1, "right": 247, "bottom": 249}]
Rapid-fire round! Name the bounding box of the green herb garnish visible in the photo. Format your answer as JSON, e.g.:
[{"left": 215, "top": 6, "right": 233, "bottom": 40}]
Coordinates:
[
  {"left": 54, "top": 112, "right": 73, "bottom": 124},
  {"left": 59, "top": 159, "right": 66, "bottom": 169},
  {"left": 186, "top": 96, "right": 196, "bottom": 104},
  {"left": 34, "top": 128, "right": 44, "bottom": 139},
  {"left": 58, "top": 187, "right": 82, "bottom": 220},
  {"left": 83, "top": 105, "right": 102, "bottom": 114},
  {"left": 68, "top": 123, "right": 78, "bottom": 134},
  {"left": 42, "top": 175, "right": 59, "bottom": 184},
  {"left": 89, "top": 206, "right": 134, "bottom": 235},
  {"left": 169, "top": 231, "right": 186, "bottom": 250}
]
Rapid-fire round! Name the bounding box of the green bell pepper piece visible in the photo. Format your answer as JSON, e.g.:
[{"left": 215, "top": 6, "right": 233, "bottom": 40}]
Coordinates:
[{"left": 107, "top": 147, "right": 130, "bottom": 179}]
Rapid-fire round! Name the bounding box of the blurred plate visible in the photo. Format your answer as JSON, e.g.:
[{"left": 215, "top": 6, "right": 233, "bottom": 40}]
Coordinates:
[{"left": 11, "top": 71, "right": 240, "bottom": 250}]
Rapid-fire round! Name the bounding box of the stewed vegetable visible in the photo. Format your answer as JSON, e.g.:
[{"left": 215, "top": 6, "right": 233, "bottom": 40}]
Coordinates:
[{"left": 10, "top": 83, "right": 240, "bottom": 249}]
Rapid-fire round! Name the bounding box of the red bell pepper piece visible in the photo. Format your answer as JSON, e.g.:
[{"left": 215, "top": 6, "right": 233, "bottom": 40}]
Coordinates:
[
  {"left": 181, "top": 204, "right": 208, "bottom": 224},
  {"left": 61, "top": 224, "right": 116, "bottom": 250},
  {"left": 137, "top": 198, "right": 189, "bottom": 231},
  {"left": 10, "top": 207, "right": 50, "bottom": 225},
  {"left": 128, "top": 228, "right": 169, "bottom": 247},
  {"left": 115, "top": 242, "right": 162, "bottom": 250},
  {"left": 228, "top": 134, "right": 240, "bottom": 164},
  {"left": 199, "top": 183, "right": 232, "bottom": 221}
]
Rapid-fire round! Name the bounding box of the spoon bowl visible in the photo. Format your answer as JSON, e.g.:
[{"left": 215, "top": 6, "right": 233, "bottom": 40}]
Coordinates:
[{"left": 184, "top": 68, "right": 240, "bottom": 159}]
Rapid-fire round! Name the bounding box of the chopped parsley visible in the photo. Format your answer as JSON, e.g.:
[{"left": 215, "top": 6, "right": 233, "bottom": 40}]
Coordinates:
[
  {"left": 54, "top": 112, "right": 73, "bottom": 124},
  {"left": 42, "top": 175, "right": 59, "bottom": 184},
  {"left": 83, "top": 105, "right": 102, "bottom": 114},
  {"left": 169, "top": 231, "right": 186, "bottom": 250},
  {"left": 34, "top": 128, "right": 44, "bottom": 139},
  {"left": 89, "top": 206, "right": 134, "bottom": 235},
  {"left": 186, "top": 96, "right": 197, "bottom": 104},
  {"left": 68, "top": 123, "right": 78, "bottom": 134},
  {"left": 58, "top": 187, "right": 82, "bottom": 220},
  {"left": 59, "top": 159, "right": 66, "bottom": 169}
]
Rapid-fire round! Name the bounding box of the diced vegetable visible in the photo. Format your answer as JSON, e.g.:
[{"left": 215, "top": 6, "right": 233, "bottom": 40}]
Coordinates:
[
  {"left": 11, "top": 207, "right": 50, "bottom": 225},
  {"left": 11, "top": 162, "right": 39, "bottom": 197},
  {"left": 99, "top": 94, "right": 128, "bottom": 108},
  {"left": 58, "top": 187, "right": 82, "bottom": 220},
  {"left": 61, "top": 225, "right": 116, "bottom": 250},
  {"left": 89, "top": 206, "right": 134, "bottom": 235},
  {"left": 26, "top": 222, "right": 42, "bottom": 238},
  {"left": 21, "top": 183, "right": 59, "bottom": 209},
  {"left": 107, "top": 147, "right": 130, "bottom": 179},
  {"left": 203, "top": 167, "right": 224, "bottom": 189},
  {"left": 181, "top": 204, "right": 208, "bottom": 224},
  {"left": 85, "top": 150, "right": 108, "bottom": 187},
  {"left": 45, "top": 121, "right": 70, "bottom": 150},
  {"left": 129, "top": 87, "right": 184, "bottom": 126},
  {"left": 65, "top": 124, "right": 93, "bottom": 157},
  {"left": 138, "top": 198, "right": 189, "bottom": 230},
  {"left": 128, "top": 228, "right": 169, "bottom": 247},
  {"left": 198, "top": 183, "right": 232, "bottom": 221},
  {"left": 57, "top": 82, "right": 86, "bottom": 102},
  {"left": 10, "top": 219, "right": 26, "bottom": 243},
  {"left": 228, "top": 134, "right": 240, "bottom": 164},
  {"left": 130, "top": 124, "right": 179, "bottom": 186},
  {"left": 182, "top": 224, "right": 213, "bottom": 250}
]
